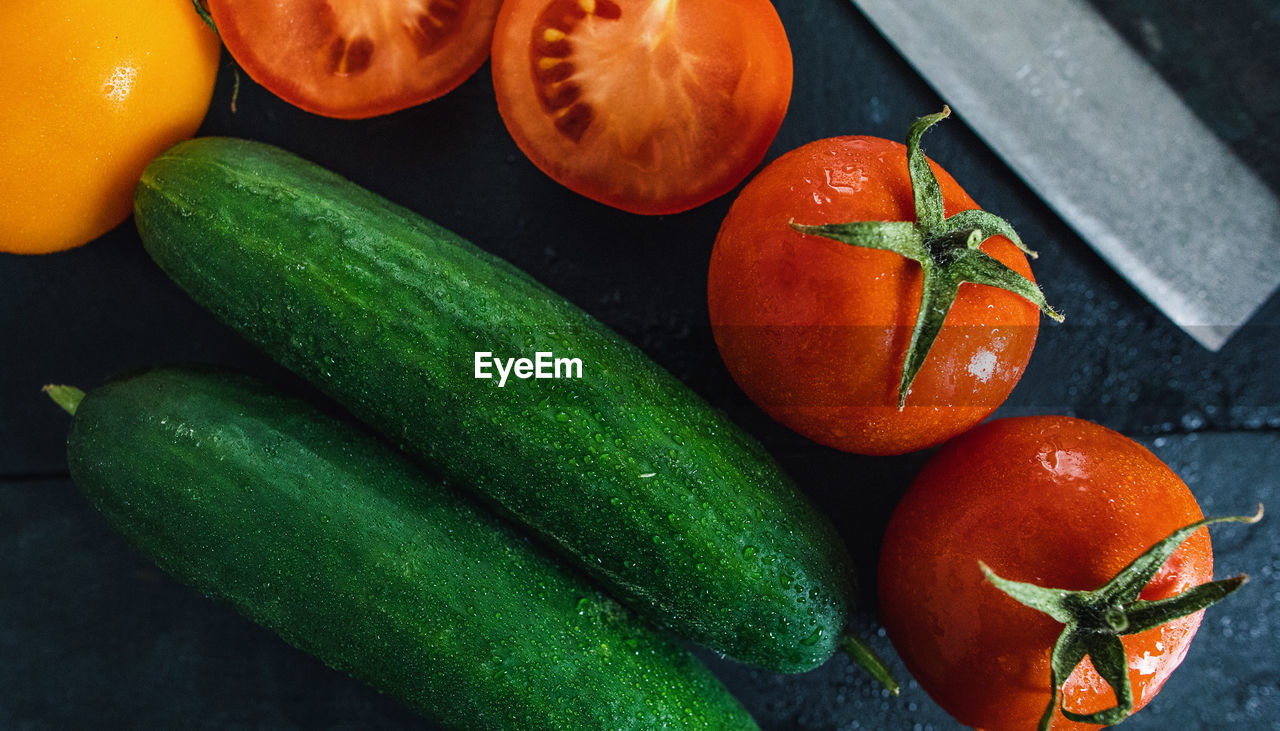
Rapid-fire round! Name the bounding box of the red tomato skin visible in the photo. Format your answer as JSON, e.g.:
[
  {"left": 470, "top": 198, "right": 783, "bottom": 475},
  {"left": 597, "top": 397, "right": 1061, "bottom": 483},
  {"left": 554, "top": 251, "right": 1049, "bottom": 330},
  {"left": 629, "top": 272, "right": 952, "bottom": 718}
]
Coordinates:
[
  {"left": 877, "top": 416, "right": 1212, "bottom": 731},
  {"left": 491, "top": 0, "right": 792, "bottom": 215},
  {"left": 707, "top": 136, "right": 1041, "bottom": 456},
  {"left": 208, "top": 0, "right": 502, "bottom": 119}
]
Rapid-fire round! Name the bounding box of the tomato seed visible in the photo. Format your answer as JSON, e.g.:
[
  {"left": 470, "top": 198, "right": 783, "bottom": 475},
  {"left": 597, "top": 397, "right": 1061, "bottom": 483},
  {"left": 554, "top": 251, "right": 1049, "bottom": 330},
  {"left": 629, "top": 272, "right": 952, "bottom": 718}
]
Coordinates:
[
  {"left": 555, "top": 103, "right": 594, "bottom": 142},
  {"left": 595, "top": 0, "right": 622, "bottom": 20},
  {"left": 408, "top": 1, "right": 465, "bottom": 57},
  {"left": 327, "top": 35, "right": 374, "bottom": 76},
  {"left": 544, "top": 82, "right": 582, "bottom": 110}
]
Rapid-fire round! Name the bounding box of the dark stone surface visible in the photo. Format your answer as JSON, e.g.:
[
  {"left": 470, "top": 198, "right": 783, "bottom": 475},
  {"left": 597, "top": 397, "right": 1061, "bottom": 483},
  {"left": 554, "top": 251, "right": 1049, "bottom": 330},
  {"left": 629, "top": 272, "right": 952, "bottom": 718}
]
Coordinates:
[{"left": 2, "top": 0, "right": 1277, "bottom": 728}]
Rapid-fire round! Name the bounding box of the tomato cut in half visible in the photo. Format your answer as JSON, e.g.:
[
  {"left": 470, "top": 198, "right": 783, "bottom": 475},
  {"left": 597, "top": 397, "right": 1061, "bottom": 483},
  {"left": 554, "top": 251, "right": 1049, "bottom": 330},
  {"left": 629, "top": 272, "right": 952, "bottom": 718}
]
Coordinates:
[
  {"left": 491, "top": 0, "right": 793, "bottom": 215},
  {"left": 208, "top": 0, "right": 503, "bottom": 119}
]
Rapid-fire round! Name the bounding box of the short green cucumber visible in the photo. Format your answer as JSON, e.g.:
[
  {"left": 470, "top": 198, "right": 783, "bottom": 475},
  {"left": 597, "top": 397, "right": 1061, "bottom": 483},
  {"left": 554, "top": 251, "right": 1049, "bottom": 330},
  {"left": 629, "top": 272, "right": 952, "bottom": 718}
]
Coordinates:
[
  {"left": 135, "top": 137, "right": 860, "bottom": 674},
  {"left": 62, "top": 367, "right": 757, "bottom": 730}
]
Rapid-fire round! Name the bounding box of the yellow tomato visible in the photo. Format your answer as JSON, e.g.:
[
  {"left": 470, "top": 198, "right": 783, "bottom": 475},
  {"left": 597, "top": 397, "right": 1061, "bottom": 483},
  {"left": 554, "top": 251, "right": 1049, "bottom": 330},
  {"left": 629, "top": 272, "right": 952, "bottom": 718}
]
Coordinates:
[{"left": 1, "top": 0, "right": 220, "bottom": 254}]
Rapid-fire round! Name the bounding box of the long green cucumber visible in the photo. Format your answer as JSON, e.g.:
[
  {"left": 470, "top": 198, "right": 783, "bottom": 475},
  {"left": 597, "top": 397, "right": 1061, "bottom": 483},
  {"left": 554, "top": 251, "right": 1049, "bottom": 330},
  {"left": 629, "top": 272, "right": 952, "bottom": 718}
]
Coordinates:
[
  {"left": 135, "top": 137, "right": 862, "bottom": 674},
  {"left": 61, "top": 367, "right": 757, "bottom": 729}
]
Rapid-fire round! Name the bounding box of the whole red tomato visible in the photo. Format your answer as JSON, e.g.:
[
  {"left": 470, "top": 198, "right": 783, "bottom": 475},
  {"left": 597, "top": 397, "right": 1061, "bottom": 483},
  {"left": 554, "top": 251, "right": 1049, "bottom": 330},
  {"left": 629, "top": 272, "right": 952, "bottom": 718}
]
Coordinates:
[
  {"left": 878, "top": 416, "right": 1249, "bottom": 730},
  {"left": 707, "top": 110, "right": 1059, "bottom": 455}
]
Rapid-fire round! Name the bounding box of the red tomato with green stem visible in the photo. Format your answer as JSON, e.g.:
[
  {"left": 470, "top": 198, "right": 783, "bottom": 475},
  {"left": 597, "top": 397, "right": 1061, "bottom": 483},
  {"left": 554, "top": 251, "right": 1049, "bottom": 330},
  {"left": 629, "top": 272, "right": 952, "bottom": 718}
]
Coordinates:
[
  {"left": 878, "top": 416, "right": 1258, "bottom": 730},
  {"left": 708, "top": 108, "right": 1061, "bottom": 455},
  {"left": 490, "top": 0, "right": 793, "bottom": 214},
  {"left": 205, "top": 0, "right": 503, "bottom": 118}
]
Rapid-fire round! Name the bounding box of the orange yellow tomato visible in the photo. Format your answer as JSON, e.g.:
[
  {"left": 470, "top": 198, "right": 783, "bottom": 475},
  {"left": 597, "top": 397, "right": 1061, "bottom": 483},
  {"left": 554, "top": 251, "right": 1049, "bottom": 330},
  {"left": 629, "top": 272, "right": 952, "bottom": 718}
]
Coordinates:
[{"left": 2, "top": 0, "right": 221, "bottom": 254}]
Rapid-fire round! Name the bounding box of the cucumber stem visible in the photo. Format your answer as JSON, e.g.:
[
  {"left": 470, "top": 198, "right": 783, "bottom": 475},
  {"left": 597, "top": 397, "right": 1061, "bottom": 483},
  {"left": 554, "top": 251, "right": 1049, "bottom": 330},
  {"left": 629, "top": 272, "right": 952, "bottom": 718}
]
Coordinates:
[
  {"left": 44, "top": 385, "right": 86, "bottom": 416},
  {"left": 840, "top": 632, "right": 900, "bottom": 695}
]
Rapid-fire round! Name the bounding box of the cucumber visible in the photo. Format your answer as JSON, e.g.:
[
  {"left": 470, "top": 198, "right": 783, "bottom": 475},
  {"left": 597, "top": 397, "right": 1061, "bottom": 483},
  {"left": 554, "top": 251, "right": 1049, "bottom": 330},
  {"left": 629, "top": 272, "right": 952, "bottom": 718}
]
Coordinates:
[
  {"left": 134, "top": 138, "right": 857, "bottom": 674},
  {"left": 62, "top": 367, "right": 757, "bottom": 730}
]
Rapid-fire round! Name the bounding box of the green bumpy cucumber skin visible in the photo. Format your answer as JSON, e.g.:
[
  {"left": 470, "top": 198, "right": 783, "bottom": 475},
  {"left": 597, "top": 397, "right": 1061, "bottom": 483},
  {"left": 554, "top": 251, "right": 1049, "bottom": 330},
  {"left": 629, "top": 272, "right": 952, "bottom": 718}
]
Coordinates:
[
  {"left": 67, "top": 367, "right": 757, "bottom": 730},
  {"left": 135, "top": 137, "right": 853, "bottom": 672}
]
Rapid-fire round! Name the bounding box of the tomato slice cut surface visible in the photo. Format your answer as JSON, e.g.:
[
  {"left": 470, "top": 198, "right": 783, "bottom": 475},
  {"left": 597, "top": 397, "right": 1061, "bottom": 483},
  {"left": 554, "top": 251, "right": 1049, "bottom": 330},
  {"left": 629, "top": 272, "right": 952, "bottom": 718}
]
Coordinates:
[
  {"left": 209, "top": 0, "right": 503, "bottom": 119},
  {"left": 492, "top": 0, "right": 793, "bottom": 214}
]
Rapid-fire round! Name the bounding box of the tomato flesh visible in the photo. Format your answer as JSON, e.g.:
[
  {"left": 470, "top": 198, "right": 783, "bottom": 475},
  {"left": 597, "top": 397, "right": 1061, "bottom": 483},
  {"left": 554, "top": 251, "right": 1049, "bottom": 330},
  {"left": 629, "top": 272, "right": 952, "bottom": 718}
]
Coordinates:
[
  {"left": 878, "top": 416, "right": 1212, "bottom": 730},
  {"left": 493, "top": 0, "right": 793, "bottom": 214},
  {"left": 209, "top": 0, "right": 502, "bottom": 119}
]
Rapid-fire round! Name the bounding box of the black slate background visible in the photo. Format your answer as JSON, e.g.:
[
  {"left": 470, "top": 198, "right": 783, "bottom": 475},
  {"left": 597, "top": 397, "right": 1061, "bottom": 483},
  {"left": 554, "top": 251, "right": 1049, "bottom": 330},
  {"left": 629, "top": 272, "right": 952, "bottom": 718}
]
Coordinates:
[{"left": 2, "top": 1, "right": 1278, "bottom": 729}]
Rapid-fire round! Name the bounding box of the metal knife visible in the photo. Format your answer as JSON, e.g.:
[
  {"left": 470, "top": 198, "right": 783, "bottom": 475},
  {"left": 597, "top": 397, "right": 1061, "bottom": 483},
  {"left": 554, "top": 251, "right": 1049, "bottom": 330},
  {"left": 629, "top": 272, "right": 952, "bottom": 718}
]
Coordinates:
[{"left": 851, "top": 0, "right": 1280, "bottom": 350}]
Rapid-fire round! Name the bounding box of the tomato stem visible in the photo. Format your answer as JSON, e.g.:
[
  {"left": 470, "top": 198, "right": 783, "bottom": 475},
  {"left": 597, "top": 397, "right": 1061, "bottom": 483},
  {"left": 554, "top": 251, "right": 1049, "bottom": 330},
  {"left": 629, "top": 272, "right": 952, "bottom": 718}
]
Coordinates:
[
  {"left": 792, "top": 107, "right": 1062, "bottom": 408},
  {"left": 191, "top": 0, "right": 218, "bottom": 36},
  {"left": 839, "top": 632, "right": 900, "bottom": 696},
  {"left": 982, "top": 506, "right": 1263, "bottom": 730},
  {"left": 44, "top": 385, "right": 86, "bottom": 416}
]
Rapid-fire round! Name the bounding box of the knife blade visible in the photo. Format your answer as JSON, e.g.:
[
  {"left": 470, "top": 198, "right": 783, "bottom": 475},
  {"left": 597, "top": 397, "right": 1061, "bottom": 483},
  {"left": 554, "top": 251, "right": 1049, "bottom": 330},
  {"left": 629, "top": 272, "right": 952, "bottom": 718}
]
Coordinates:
[{"left": 851, "top": 0, "right": 1280, "bottom": 350}]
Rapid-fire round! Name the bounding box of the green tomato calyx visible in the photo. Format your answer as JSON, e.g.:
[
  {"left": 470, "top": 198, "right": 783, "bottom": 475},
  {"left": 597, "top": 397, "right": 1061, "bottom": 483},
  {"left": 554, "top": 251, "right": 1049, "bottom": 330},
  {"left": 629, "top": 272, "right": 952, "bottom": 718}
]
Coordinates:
[
  {"left": 44, "top": 384, "right": 86, "bottom": 416},
  {"left": 792, "top": 107, "right": 1063, "bottom": 409},
  {"left": 981, "top": 506, "right": 1263, "bottom": 731}
]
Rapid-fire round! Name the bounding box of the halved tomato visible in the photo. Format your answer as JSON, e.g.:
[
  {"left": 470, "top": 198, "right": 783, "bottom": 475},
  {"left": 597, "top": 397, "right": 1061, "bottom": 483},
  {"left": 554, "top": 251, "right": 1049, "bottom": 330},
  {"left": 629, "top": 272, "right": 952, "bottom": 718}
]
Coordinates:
[
  {"left": 208, "top": 0, "right": 503, "bottom": 119},
  {"left": 491, "top": 0, "right": 793, "bottom": 215}
]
